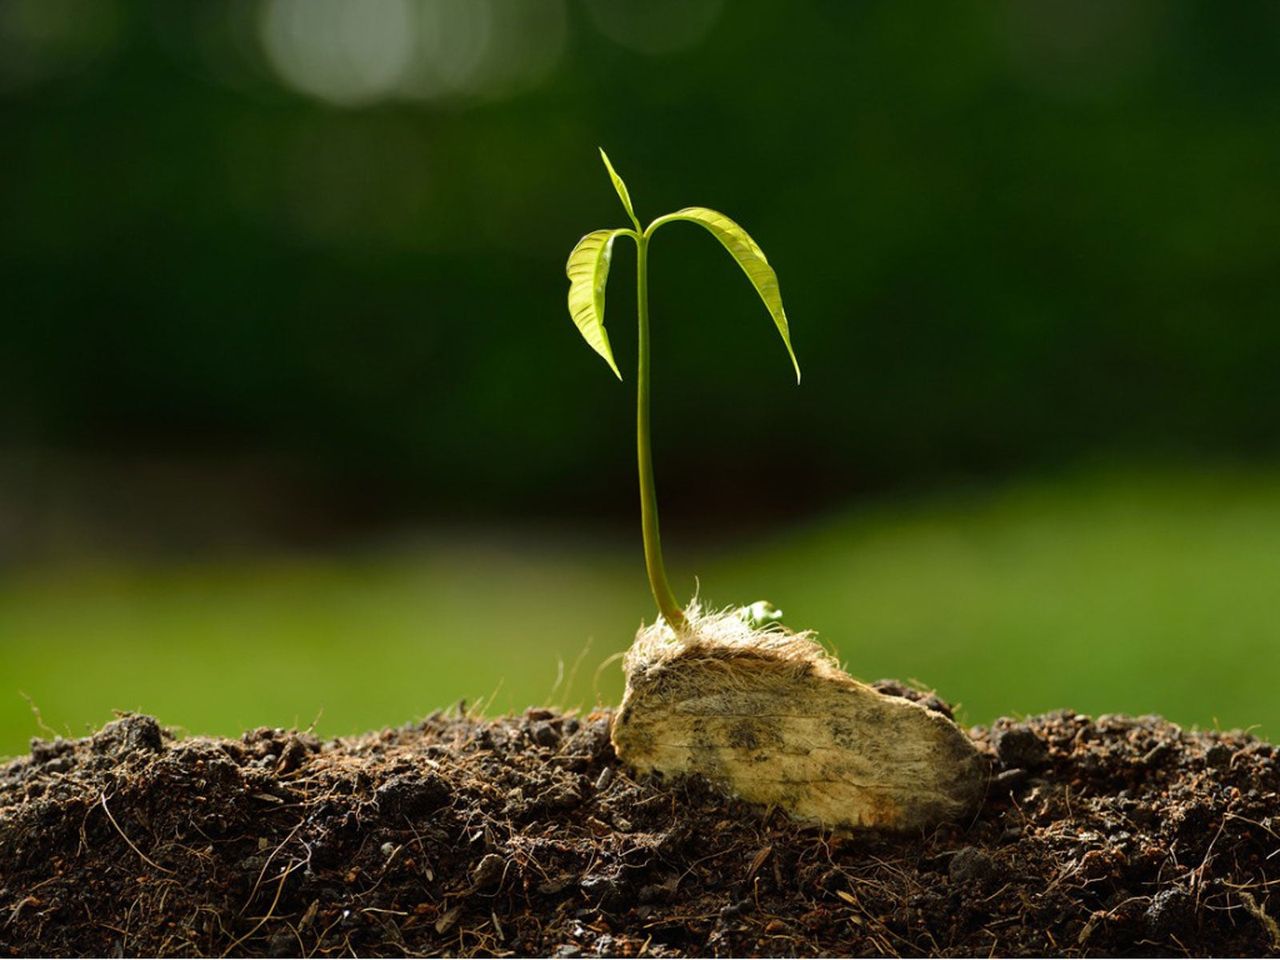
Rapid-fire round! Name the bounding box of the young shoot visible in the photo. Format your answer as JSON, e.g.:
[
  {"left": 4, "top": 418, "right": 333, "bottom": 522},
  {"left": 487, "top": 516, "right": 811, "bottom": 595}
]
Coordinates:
[{"left": 566, "top": 149, "right": 800, "bottom": 629}]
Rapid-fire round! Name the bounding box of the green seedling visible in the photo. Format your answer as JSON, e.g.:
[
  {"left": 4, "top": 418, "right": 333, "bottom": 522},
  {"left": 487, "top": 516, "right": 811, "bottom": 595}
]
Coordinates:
[
  {"left": 566, "top": 149, "right": 800, "bottom": 629},
  {"left": 572, "top": 151, "right": 987, "bottom": 832}
]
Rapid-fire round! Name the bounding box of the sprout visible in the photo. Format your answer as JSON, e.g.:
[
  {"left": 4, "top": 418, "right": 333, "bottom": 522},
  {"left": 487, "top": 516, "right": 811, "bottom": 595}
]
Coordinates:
[{"left": 566, "top": 149, "right": 799, "bottom": 627}]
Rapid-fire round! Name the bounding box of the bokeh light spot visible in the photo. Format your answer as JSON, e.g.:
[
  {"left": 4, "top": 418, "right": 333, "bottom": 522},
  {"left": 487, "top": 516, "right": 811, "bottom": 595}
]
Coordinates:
[
  {"left": 400, "top": 0, "right": 566, "bottom": 101},
  {"left": 259, "top": 0, "right": 415, "bottom": 107}
]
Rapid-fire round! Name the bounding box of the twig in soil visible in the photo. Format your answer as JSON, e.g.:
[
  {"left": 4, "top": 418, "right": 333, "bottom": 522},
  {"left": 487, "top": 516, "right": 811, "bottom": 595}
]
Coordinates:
[
  {"left": 221, "top": 858, "right": 304, "bottom": 957},
  {"left": 745, "top": 844, "right": 773, "bottom": 885},
  {"left": 1224, "top": 811, "right": 1280, "bottom": 845},
  {"left": 6, "top": 895, "right": 40, "bottom": 927},
  {"left": 99, "top": 792, "right": 174, "bottom": 875},
  {"left": 282, "top": 919, "right": 307, "bottom": 957},
  {"left": 1224, "top": 876, "right": 1280, "bottom": 890},
  {"left": 309, "top": 910, "right": 346, "bottom": 958},
  {"left": 240, "top": 819, "right": 305, "bottom": 914}
]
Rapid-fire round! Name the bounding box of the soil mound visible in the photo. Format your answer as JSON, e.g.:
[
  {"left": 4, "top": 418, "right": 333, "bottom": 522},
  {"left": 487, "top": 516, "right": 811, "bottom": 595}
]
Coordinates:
[{"left": 2, "top": 692, "right": 1278, "bottom": 957}]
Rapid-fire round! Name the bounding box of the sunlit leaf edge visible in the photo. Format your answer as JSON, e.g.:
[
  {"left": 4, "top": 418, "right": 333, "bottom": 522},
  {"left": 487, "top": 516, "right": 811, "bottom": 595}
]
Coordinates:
[
  {"left": 566, "top": 228, "right": 627, "bottom": 379},
  {"left": 653, "top": 206, "right": 800, "bottom": 383},
  {"left": 599, "top": 148, "right": 639, "bottom": 228}
]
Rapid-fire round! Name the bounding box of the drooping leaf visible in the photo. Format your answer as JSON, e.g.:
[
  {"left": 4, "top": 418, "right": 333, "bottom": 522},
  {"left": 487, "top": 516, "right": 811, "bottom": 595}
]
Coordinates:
[
  {"left": 599, "top": 148, "right": 639, "bottom": 228},
  {"left": 565, "top": 229, "right": 626, "bottom": 379},
  {"left": 653, "top": 207, "right": 800, "bottom": 382}
]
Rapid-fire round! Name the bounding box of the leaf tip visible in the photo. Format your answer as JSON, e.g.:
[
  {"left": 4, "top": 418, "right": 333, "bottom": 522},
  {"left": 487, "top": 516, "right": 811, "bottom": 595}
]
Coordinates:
[
  {"left": 597, "top": 148, "right": 638, "bottom": 227},
  {"left": 598, "top": 146, "right": 616, "bottom": 179},
  {"left": 598, "top": 345, "right": 622, "bottom": 381}
]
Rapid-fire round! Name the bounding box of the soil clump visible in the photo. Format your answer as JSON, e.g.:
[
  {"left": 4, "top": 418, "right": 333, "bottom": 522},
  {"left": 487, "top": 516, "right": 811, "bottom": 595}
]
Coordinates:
[{"left": 2, "top": 688, "right": 1278, "bottom": 957}]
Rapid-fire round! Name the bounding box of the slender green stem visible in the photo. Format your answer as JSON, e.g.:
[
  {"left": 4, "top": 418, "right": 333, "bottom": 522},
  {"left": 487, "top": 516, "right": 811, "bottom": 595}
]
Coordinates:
[{"left": 635, "top": 234, "right": 684, "bottom": 627}]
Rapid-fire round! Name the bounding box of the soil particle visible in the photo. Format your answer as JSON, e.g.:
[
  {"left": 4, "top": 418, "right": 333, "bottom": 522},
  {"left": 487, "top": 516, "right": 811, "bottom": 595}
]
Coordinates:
[
  {"left": 470, "top": 852, "right": 505, "bottom": 889},
  {"left": 1, "top": 706, "right": 1278, "bottom": 957},
  {"left": 947, "top": 846, "right": 995, "bottom": 884},
  {"left": 593, "top": 765, "right": 614, "bottom": 793},
  {"left": 1205, "top": 742, "right": 1234, "bottom": 769},
  {"left": 94, "top": 713, "right": 165, "bottom": 756},
  {"left": 1144, "top": 887, "right": 1193, "bottom": 938},
  {"left": 871, "top": 680, "right": 955, "bottom": 721},
  {"left": 993, "top": 727, "right": 1048, "bottom": 769},
  {"left": 531, "top": 721, "right": 561, "bottom": 748},
  {"left": 374, "top": 771, "right": 450, "bottom": 817}
]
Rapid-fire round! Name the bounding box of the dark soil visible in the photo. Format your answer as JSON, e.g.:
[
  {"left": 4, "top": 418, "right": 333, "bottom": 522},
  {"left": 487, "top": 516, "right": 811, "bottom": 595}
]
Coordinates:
[{"left": 2, "top": 688, "right": 1279, "bottom": 957}]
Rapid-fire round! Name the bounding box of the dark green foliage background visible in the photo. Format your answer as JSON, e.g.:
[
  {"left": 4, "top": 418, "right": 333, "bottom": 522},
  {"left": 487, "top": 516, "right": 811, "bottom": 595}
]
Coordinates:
[{"left": 3, "top": 1, "right": 1279, "bottom": 521}]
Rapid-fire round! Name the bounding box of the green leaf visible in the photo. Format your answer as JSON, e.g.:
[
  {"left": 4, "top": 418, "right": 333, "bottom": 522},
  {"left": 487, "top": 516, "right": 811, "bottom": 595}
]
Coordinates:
[
  {"left": 566, "top": 229, "right": 626, "bottom": 379},
  {"left": 652, "top": 207, "right": 801, "bottom": 383},
  {"left": 599, "top": 148, "right": 639, "bottom": 229}
]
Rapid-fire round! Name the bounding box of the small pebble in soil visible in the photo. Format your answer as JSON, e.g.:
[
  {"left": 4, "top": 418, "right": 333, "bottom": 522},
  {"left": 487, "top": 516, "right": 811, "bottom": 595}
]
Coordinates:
[
  {"left": 471, "top": 853, "right": 505, "bottom": 889},
  {"left": 580, "top": 873, "right": 630, "bottom": 912},
  {"left": 995, "top": 728, "right": 1047, "bottom": 769},
  {"left": 594, "top": 766, "right": 614, "bottom": 792},
  {"left": 993, "top": 767, "right": 1028, "bottom": 790}
]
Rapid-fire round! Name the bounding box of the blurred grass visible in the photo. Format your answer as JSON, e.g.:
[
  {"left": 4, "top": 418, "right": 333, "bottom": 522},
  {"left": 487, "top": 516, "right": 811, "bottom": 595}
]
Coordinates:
[{"left": 3, "top": 463, "right": 1278, "bottom": 757}]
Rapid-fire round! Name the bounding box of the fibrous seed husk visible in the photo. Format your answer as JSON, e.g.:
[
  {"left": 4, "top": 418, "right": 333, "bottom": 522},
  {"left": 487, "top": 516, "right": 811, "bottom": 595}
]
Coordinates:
[{"left": 611, "top": 603, "right": 988, "bottom": 831}]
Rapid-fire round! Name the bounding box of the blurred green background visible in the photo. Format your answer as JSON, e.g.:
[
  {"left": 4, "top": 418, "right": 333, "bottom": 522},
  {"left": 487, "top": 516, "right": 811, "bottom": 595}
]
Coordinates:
[{"left": 2, "top": 0, "right": 1279, "bottom": 756}]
